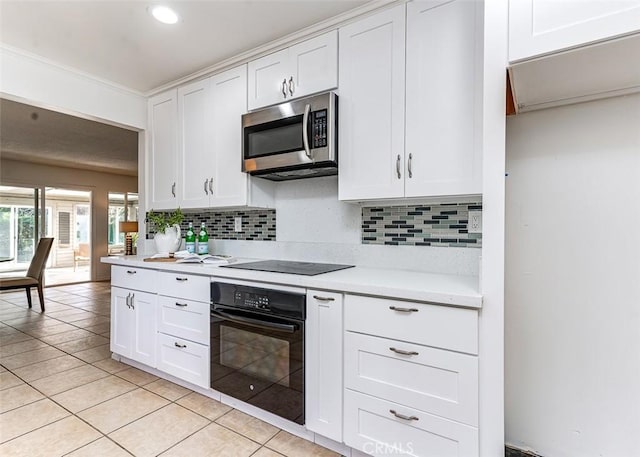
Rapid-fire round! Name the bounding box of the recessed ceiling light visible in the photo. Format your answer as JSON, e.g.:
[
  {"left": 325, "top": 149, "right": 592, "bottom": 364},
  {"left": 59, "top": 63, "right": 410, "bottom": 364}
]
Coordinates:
[{"left": 151, "top": 5, "right": 179, "bottom": 24}]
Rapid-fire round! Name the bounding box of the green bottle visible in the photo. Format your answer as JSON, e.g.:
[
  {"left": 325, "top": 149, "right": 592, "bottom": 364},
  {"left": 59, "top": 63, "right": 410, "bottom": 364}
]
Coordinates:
[
  {"left": 197, "top": 222, "right": 209, "bottom": 255},
  {"left": 185, "top": 222, "right": 196, "bottom": 253}
]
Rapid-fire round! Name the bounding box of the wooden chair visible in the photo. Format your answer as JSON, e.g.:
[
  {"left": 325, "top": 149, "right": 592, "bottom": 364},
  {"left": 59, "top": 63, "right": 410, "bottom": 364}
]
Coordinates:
[{"left": 0, "top": 237, "right": 54, "bottom": 312}]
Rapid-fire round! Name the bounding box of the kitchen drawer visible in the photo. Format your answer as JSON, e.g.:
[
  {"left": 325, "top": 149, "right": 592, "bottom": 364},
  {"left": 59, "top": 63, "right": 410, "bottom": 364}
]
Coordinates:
[
  {"left": 157, "top": 295, "right": 210, "bottom": 345},
  {"left": 156, "top": 271, "right": 210, "bottom": 302},
  {"left": 345, "top": 332, "right": 478, "bottom": 426},
  {"left": 157, "top": 332, "right": 209, "bottom": 388},
  {"left": 344, "top": 389, "right": 478, "bottom": 457},
  {"left": 111, "top": 265, "right": 157, "bottom": 292},
  {"left": 344, "top": 295, "right": 478, "bottom": 354}
]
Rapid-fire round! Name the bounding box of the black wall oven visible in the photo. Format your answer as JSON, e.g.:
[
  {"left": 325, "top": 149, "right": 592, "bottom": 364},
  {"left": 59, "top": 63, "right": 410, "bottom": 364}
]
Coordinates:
[{"left": 210, "top": 281, "right": 305, "bottom": 424}]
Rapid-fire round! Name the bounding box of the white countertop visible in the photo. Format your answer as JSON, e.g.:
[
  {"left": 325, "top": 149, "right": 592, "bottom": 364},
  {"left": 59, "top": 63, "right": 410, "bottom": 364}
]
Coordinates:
[{"left": 101, "top": 255, "right": 482, "bottom": 308}]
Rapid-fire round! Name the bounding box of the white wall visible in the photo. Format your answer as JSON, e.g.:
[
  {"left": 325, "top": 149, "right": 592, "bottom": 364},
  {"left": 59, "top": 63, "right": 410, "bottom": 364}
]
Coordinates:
[
  {"left": 505, "top": 94, "right": 640, "bottom": 457},
  {"left": 0, "top": 45, "right": 146, "bottom": 130}
]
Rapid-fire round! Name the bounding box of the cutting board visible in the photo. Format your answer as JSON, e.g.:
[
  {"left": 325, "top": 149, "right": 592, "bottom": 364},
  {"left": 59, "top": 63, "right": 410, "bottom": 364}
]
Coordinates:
[{"left": 143, "top": 257, "right": 178, "bottom": 262}]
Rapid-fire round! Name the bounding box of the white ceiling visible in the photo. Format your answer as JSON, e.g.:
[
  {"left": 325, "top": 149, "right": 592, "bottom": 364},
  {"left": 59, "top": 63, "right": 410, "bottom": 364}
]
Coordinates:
[{"left": 0, "top": 0, "right": 368, "bottom": 93}]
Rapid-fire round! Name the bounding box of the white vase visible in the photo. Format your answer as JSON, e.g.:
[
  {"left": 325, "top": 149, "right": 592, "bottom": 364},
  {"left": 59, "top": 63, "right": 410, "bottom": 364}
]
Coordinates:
[{"left": 154, "top": 224, "right": 181, "bottom": 254}]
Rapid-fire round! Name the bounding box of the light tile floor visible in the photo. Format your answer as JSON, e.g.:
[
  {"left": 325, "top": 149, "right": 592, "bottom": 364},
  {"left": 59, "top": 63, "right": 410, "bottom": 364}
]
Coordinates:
[{"left": 0, "top": 282, "right": 339, "bottom": 457}]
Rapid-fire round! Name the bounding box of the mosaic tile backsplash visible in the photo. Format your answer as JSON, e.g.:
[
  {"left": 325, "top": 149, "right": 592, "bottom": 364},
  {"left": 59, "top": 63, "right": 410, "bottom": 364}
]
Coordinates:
[
  {"left": 362, "top": 203, "right": 482, "bottom": 247},
  {"left": 146, "top": 209, "right": 276, "bottom": 241}
]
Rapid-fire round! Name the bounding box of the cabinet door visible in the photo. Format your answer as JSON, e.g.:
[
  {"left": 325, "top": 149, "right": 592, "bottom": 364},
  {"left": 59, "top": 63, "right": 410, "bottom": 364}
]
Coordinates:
[
  {"left": 405, "top": 0, "right": 482, "bottom": 197},
  {"left": 247, "top": 48, "right": 289, "bottom": 110},
  {"left": 305, "top": 291, "right": 343, "bottom": 442},
  {"left": 178, "top": 78, "right": 213, "bottom": 209},
  {"left": 110, "top": 286, "right": 133, "bottom": 358},
  {"left": 131, "top": 290, "right": 157, "bottom": 367},
  {"left": 210, "top": 65, "right": 249, "bottom": 207},
  {"left": 509, "top": 0, "right": 640, "bottom": 62},
  {"left": 157, "top": 333, "right": 209, "bottom": 388},
  {"left": 338, "top": 5, "right": 406, "bottom": 201},
  {"left": 289, "top": 31, "right": 338, "bottom": 99},
  {"left": 157, "top": 296, "right": 210, "bottom": 345},
  {"left": 148, "top": 90, "right": 178, "bottom": 210}
]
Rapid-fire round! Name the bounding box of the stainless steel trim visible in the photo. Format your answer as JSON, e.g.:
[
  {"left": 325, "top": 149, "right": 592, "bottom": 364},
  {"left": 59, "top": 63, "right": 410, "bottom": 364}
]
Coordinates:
[
  {"left": 175, "top": 302, "right": 188, "bottom": 307},
  {"left": 302, "top": 103, "right": 311, "bottom": 160},
  {"left": 389, "top": 306, "right": 419, "bottom": 313},
  {"left": 204, "top": 179, "right": 209, "bottom": 195},
  {"left": 176, "top": 277, "right": 188, "bottom": 282},
  {"left": 288, "top": 76, "right": 294, "bottom": 96},
  {"left": 390, "top": 347, "right": 419, "bottom": 356},
  {"left": 313, "top": 295, "right": 335, "bottom": 302},
  {"left": 174, "top": 342, "right": 187, "bottom": 348},
  {"left": 282, "top": 79, "right": 287, "bottom": 98},
  {"left": 408, "top": 153, "right": 413, "bottom": 178},
  {"left": 209, "top": 178, "right": 213, "bottom": 194},
  {"left": 396, "top": 154, "right": 401, "bottom": 179},
  {"left": 389, "top": 410, "right": 419, "bottom": 421}
]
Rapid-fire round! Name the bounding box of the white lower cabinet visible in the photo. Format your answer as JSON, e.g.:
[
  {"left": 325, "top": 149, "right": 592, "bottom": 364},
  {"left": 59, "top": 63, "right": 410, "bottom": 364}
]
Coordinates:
[
  {"left": 343, "top": 294, "right": 479, "bottom": 457},
  {"left": 157, "top": 296, "right": 209, "bottom": 345},
  {"left": 344, "top": 389, "right": 478, "bottom": 457},
  {"left": 111, "top": 286, "right": 157, "bottom": 367},
  {"left": 157, "top": 333, "right": 209, "bottom": 388},
  {"left": 305, "top": 290, "right": 343, "bottom": 442}
]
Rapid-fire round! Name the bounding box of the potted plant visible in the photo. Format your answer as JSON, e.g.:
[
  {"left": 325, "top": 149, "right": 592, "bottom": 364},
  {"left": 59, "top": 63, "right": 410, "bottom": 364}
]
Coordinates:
[{"left": 147, "top": 208, "right": 184, "bottom": 254}]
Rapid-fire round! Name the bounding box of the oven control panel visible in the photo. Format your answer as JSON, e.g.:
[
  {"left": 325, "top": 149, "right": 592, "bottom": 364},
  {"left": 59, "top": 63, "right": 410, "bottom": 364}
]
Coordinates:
[{"left": 234, "top": 291, "right": 270, "bottom": 311}]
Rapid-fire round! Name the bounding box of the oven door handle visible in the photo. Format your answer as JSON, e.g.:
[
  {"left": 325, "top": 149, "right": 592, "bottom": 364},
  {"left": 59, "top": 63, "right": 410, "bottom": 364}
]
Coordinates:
[{"left": 211, "top": 309, "right": 298, "bottom": 333}]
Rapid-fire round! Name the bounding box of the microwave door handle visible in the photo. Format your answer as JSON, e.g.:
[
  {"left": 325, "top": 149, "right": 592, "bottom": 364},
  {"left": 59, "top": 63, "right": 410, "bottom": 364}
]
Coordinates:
[
  {"left": 211, "top": 309, "right": 297, "bottom": 333},
  {"left": 302, "top": 103, "right": 312, "bottom": 160}
]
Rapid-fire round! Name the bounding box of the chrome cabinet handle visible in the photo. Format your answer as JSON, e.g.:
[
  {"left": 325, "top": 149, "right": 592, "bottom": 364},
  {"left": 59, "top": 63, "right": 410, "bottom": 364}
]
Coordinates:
[
  {"left": 126, "top": 270, "right": 136, "bottom": 275},
  {"left": 282, "top": 79, "right": 287, "bottom": 98},
  {"left": 302, "top": 103, "right": 311, "bottom": 160},
  {"left": 129, "top": 293, "right": 135, "bottom": 310},
  {"left": 390, "top": 347, "right": 419, "bottom": 356},
  {"left": 125, "top": 293, "right": 131, "bottom": 308},
  {"left": 389, "top": 306, "right": 419, "bottom": 313},
  {"left": 313, "top": 295, "right": 335, "bottom": 302},
  {"left": 408, "top": 153, "right": 413, "bottom": 178},
  {"left": 176, "top": 277, "right": 188, "bottom": 282},
  {"left": 171, "top": 182, "right": 176, "bottom": 197},
  {"left": 204, "top": 179, "right": 209, "bottom": 195},
  {"left": 174, "top": 342, "right": 187, "bottom": 348},
  {"left": 288, "top": 76, "right": 294, "bottom": 96},
  {"left": 209, "top": 178, "right": 213, "bottom": 194},
  {"left": 175, "top": 302, "right": 188, "bottom": 307},
  {"left": 389, "top": 410, "right": 419, "bottom": 421},
  {"left": 396, "top": 154, "right": 401, "bottom": 179}
]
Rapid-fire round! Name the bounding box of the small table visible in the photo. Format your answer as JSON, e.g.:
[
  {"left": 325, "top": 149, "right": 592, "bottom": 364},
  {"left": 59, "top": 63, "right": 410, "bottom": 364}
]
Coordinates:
[{"left": 0, "top": 257, "right": 14, "bottom": 262}]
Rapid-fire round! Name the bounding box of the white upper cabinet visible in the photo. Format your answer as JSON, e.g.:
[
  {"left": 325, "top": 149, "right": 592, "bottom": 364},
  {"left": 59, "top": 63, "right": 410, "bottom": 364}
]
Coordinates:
[
  {"left": 509, "top": 0, "right": 640, "bottom": 62},
  {"left": 178, "top": 78, "right": 212, "bottom": 209},
  {"left": 339, "top": 1, "right": 481, "bottom": 201},
  {"left": 338, "top": 5, "right": 406, "bottom": 201},
  {"left": 148, "top": 90, "right": 178, "bottom": 210},
  {"left": 209, "top": 65, "right": 249, "bottom": 207},
  {"left": 405, "top": 0, "right": 482, "bottom": 197},
  {"left": 248, "top": 30, "right": 338, "bottom": 110}
]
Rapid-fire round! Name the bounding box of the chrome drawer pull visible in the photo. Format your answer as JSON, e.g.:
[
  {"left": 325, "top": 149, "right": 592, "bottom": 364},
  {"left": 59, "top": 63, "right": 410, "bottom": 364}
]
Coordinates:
[
  {"left": 390, "top": 347, "right": 419, "bottom": 356},
  {"left": 175, "top": 302, "right": 188, "bottom": 307},
  {"left": 389, "top": 410, "right": 419, "bottom": 421},
  {"left": 174, "top": 342, "right": 187, "bottom": 348},
  {"left": 126, "top": 270, "right": 136, "bottom": 274},
  {"left": 313, "top": 295, "right": 335, "bottom": 302},
  {"left": 176, "top": 277, "right": 188, "bottom": 282},
  {"left": 389, "top": 306, "right": 419, "bottom": 313},
  {"left": 129, "top": 293, "right": 135, "bottom": 309}
]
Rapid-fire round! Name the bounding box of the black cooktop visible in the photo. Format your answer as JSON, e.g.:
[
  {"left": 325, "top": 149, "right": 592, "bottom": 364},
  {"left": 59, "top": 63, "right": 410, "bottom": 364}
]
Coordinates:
[{"left": 220, "top": 260, "right": 355, "bottom": 276}]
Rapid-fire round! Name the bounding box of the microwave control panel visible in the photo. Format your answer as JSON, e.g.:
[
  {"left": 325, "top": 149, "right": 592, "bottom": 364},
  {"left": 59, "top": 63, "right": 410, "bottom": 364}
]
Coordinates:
[{"left": 311, "top": 109, "right": 328, "bottom": 148}]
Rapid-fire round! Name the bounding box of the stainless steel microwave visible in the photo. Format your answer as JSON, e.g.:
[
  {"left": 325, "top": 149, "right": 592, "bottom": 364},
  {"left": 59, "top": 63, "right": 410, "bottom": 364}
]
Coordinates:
[{"left": 241, "top": 92, "right": 337, "bottom": 181}]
